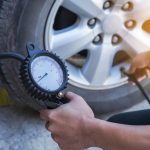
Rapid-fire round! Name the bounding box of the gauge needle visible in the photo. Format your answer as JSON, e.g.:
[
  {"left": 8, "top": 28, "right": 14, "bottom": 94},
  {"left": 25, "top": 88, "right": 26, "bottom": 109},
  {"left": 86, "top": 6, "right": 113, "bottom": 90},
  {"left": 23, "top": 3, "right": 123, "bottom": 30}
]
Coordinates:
[
  {"left": 38, "top": 73, "right": 48, "bottom": 82},
  {"left": 56, "top": 80, "right": 61, "bottom": 86}
]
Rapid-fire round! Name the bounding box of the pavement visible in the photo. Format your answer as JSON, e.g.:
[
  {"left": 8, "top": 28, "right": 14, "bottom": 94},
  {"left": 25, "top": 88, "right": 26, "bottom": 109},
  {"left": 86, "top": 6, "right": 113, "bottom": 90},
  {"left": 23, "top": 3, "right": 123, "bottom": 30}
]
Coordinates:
[{"left": 0, "top": 100, "right": 149, "bottom": 150}]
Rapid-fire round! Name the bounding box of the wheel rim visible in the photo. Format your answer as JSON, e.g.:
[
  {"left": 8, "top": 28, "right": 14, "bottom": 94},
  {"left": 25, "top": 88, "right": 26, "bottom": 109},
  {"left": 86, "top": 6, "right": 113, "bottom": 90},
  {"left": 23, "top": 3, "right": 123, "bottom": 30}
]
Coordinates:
[{"left": 45, "top": 0, "right": 150, "bottom": 90}]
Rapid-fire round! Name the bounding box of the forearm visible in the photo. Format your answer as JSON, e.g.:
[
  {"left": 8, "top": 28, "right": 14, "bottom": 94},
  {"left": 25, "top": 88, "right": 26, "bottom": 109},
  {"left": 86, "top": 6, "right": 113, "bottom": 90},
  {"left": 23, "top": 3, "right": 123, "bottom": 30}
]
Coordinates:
[{"left": 84, "top": 118, "right": 150, "bottom": 150}]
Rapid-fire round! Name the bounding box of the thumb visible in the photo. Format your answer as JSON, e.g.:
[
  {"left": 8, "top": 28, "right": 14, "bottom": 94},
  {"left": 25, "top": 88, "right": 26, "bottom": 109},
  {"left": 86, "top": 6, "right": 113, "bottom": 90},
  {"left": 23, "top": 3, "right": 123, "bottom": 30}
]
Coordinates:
[
  {"left": 127, "top": 64, "right": 136, "bottom": 74},
  {"left": 65, "top": 92, "right": 78, "bottom": 100},
  {"left": 65, "top": 92, "right": 82, "bottom": 102}
]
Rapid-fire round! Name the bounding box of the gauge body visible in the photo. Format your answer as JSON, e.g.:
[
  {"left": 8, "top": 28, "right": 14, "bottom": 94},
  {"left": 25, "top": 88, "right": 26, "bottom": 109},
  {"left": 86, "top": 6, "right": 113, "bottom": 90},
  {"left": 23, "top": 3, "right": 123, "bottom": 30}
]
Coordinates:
[{"left": 20, "top": 44, "right": 68, "bottom": 102}]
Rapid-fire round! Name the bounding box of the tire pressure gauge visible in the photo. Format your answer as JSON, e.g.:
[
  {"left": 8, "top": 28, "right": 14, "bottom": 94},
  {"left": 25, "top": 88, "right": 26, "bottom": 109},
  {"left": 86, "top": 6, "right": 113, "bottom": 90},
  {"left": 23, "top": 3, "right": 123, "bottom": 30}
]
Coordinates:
[
  {"left": 0, "top": 43, "right": 68, "bottom": 109},
  {"left": 19, "top": 43, "right": 68, "bottom": 108}
]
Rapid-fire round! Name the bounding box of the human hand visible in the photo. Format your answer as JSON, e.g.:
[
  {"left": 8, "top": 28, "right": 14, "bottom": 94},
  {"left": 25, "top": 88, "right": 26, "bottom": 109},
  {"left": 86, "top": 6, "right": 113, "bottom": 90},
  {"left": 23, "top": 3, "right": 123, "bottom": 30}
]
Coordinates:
[
  {"left": 127, "top": 51, "right": 150, "bottom": 82},
  {"left": 40, "top": 92, "right": 94, "bottom": 150}
]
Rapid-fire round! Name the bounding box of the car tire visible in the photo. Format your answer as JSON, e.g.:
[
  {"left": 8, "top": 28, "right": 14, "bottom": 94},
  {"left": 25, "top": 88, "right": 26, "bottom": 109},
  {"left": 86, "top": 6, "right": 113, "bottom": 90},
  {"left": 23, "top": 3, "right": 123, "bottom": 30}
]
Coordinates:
[{"left": 0, "top": 0, "right": 149, "bottom": 114}]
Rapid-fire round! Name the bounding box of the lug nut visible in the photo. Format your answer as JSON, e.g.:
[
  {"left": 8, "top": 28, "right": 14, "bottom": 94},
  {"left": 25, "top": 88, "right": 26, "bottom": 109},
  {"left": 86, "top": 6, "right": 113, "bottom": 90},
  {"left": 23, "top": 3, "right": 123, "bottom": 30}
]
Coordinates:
[
  {"left": 125, "top": 20, "right": 136, "bottom": 29},
  {"left": 103, "top": 1, "right": 113, "bottom": 9},
  {"left": 88, "top": 18, "right": 96, "bottom": 27},
  {"left": 93, "top": 34, "right": 103, "bottom": 44},
  {"left": 122, "top": 2, "right": 133, "bottom": 11},
  {"left": 112, "top": 34, "right": 122, "bottom": 45}
]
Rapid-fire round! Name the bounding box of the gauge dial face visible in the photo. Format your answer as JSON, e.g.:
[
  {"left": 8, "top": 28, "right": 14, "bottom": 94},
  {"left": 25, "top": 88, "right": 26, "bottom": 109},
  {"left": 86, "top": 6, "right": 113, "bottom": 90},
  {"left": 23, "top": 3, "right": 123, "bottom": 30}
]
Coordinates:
[{"left": 30, "top": 56, "right": 64, "bottom": 92}]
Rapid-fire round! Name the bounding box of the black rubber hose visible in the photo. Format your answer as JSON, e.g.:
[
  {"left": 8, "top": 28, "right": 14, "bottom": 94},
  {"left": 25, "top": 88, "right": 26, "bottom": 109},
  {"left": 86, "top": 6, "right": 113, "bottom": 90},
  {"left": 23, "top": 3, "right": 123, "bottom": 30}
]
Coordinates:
[
  {"left": 121, "top": 67, "right": 150, "bottom": 105},
  {"left": 0, "top": 52, "right": 25, "bottom": 62}
]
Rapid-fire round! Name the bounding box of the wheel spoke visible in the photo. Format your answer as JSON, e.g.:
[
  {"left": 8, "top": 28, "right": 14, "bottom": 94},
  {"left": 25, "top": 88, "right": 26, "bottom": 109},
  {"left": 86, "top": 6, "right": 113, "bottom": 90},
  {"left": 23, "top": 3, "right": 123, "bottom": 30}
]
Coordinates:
[
  {"left": 123, "top": 28, "right": 150, "bottom": 55},
  {"left": 51, "top": 26, "right": 94, "bottom": 59},
  {"left": 82, "top": 41, "right": 116, "bottom": 86},
  {"left": 62, "top": 0, "right": 105, "bottom": 19},
  {"left": 112, "top": 0, "right": 129, "bottom": 11},
  {"left": 126, "top": 1, "right": 150, "bottom": 21},
  {"left": 113, "top": 0, "right": 129, "bottom": 7},
  {"left": 117, "top": 28, "right": 128, "bottom": 38}
]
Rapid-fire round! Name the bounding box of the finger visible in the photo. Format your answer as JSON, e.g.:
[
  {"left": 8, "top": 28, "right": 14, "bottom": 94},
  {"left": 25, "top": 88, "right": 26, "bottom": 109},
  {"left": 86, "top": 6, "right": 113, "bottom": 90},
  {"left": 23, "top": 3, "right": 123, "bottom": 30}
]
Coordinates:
[
  {"left": 127, "top": 64, "right": 136, "bottom": 74},
  {"left": 65, "top": 92, "right": 82, "bottom": 102},
  {"left": 135, "top": 69, "right": 146, "bottom": 80},
  {"left": 127, "top": 71, "right": 145, "bottom": 84},
  {"left": 137, "top": 76, "right": 146, "bottom": 82},
  {"left": 148, "top": 64, "right": 150, "bottom": 69},
  {"left": 45, "top": 121, "right": 50, "bottom": 130},
  {"left": 40, "top": 110, "right": 53, "bottom": 121},
  {"left": 145, "top": 68, "right": 150, "bottom": 78},
  {"left": 132, "top": 68, "right": 146, "bottom": 81},
  {"left": 128, "top": 80, "right": 136, "bottom": 85},
  {"left": 65, "top": 92, "right": 76, "bottom": 99},
  {"left": 51, "top": 133, "right": 55, "bottom": 139},
  {"left": 45, "top": 121, "right": 54, "bottom": 132}
]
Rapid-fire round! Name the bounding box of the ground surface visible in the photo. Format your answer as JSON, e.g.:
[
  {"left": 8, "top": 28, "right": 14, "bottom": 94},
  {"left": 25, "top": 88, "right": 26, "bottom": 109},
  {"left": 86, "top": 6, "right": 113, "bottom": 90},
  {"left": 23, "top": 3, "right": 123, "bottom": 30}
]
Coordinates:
[{"left": 0, "top": 100, "right": 149, "bottom": 150}]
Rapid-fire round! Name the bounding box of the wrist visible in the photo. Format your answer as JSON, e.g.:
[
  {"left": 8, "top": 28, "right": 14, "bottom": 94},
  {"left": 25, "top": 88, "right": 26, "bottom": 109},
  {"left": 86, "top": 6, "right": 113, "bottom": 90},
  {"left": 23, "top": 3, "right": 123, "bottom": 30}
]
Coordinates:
[{"left": 82, "top": 117, "right": 106, "bottom": 148}]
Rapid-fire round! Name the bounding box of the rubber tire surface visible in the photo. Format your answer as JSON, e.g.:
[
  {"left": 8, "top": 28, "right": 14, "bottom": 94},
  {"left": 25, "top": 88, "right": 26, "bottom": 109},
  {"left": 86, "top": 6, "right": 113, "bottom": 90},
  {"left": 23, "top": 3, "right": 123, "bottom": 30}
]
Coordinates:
[{"left": 0, "top": 0, "right": 149, "bottom": 114}]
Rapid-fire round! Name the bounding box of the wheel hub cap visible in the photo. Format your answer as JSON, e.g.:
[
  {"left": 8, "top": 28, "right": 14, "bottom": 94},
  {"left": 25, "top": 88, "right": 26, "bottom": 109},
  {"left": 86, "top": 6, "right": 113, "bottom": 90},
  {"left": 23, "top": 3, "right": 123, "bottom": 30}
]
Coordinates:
[{"left": 102, "top": 14, "right": 123, "bottom": 34}]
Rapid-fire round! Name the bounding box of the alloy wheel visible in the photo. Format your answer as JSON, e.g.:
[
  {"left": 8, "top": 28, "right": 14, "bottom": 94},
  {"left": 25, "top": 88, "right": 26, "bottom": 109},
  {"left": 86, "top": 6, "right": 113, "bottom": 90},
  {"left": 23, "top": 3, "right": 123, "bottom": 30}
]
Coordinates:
[{"left": 45, "top": 0, "right": 150, "bottom": 90}]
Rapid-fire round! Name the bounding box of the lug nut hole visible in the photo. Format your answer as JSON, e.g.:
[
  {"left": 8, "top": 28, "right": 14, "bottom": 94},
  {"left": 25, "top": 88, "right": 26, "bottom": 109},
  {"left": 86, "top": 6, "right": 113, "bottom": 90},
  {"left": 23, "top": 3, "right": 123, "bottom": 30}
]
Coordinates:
[
  {"left": 88, "top": 18, "right": 97, "bottom": 27},
  {"left": 122, "top": 2, "right": 134, "bottom": 11},
  {"left": 93, "top": 34, "right": 103, "bottom": 44},
  {"left": 112, "top": 34, "right": 122, "bottom": 45},
  {"left": 125, "top": 20, "right": 137, "bottom": 29},
  {"left": 103, "top": 1, "right": 113, "bottom": 9}
]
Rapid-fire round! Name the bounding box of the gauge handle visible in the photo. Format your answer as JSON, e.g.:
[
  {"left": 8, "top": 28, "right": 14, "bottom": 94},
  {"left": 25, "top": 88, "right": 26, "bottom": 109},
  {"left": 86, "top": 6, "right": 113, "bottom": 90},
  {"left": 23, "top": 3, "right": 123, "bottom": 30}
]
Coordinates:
[
  {"left": 44, "top": 97, "right": 68, "bottom": 109},
  {"left": 44, "top": 101, "right": 62, "bottom": 109},
  {"left": 45, "top": 92, "right": 68, "bottom": 109}
]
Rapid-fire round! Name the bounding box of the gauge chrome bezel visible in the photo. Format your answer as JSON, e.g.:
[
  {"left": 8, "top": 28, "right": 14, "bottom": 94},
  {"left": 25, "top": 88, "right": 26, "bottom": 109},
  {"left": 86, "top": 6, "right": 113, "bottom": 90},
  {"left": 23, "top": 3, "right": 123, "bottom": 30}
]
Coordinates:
[{"left": 20, "top": 48, "right": 68, "bottom": 100}]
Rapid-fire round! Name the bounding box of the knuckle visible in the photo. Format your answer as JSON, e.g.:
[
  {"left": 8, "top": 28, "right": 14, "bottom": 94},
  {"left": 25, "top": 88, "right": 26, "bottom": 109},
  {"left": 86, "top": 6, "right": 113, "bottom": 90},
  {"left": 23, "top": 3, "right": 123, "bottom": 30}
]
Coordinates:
[
  {"left": 47, "top": 112, "right": 56, "bottom": 120},
  {"left": 47, "top": 126, "right": 51, "bottom": 132},
  {"left": 46, "top": 124, "right": 58, "bottom": 133},
  {"left": 53, "top": 136, "right": 60, "bottom": 143},
  {"left": 45, "top": 122, "right": 55, "bottom": 132},
  {"left": 45, "top": 123, "right": 51, "bottom": 131},
  {"left": 47, "top": 113, "right": 52, "bottom": 120},
  {"left": 47, "top": 125, "right": 54, "bottom": 132}
]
